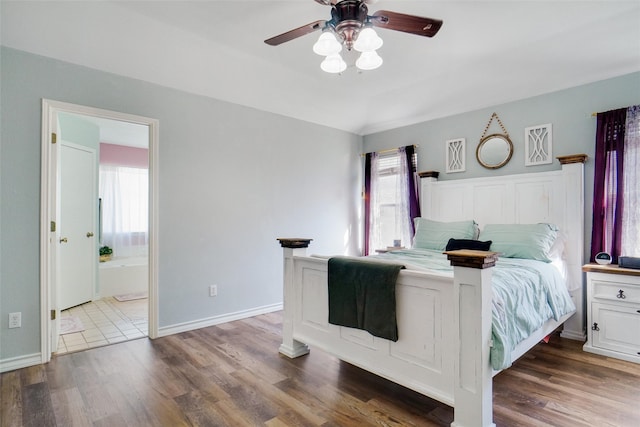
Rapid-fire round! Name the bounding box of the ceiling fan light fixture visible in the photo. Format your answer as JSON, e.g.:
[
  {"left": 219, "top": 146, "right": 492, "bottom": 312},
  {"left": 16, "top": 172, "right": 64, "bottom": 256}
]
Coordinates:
[
  {"left": 320, "top": 53, "right": 347, "bottom": 73},
  {"left": 353, "top": 27, "right": 383, "bottom": 52},
  {"left": 313, "top": 31, "right": 342, "bottom": 56},
  {"left": 265, "top": 0, "right": 442, "bottom": 74},
  {"left": 356, "top": 50, "right": 383, "bottom": 71}
]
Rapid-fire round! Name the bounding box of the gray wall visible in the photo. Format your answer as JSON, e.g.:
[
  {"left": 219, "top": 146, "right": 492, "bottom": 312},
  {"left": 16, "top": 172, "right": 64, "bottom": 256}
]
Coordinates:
[
  {"left": 363, "top": 71, "right": 640, "bottom": 261},
  {"left": 0, "top": 47, "right": 362, "bottom": 362}
]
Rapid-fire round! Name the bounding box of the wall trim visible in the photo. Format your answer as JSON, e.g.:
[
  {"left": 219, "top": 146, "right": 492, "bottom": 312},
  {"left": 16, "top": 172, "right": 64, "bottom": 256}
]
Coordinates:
[
  {"left": 0, "top": 353, "right": 43, "bottom": 374},
  {"left": 157, "top": 303, "right": 283, "bottom": 337}
]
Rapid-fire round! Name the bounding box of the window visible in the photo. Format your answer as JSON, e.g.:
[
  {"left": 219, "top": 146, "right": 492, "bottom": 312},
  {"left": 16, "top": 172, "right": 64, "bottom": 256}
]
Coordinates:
[
  {"left": 364, "top": 146, "right": 419, "bottom": 255},
  {"left": 622, "top": 106, "right": 640, "bottom": 257},
  {"left": 99, "top": 165, "right": 149, "bottom": 258}
]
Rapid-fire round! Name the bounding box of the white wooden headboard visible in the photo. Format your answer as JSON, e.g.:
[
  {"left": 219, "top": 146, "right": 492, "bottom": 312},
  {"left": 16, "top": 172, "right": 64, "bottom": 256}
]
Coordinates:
[{"left": 419, "top": 155, "right": 587, "bottom": 340}]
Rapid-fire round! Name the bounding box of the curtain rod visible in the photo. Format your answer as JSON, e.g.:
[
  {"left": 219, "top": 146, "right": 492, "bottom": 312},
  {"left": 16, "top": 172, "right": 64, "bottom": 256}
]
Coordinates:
[{"left": 361, "top": 144, "right": 418, "bottom": 157}]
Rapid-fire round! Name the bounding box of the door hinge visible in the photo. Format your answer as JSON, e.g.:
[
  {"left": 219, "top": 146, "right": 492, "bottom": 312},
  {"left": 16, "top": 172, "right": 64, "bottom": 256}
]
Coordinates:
[
  {"left": 51, "top": 133, "right": 57, "bottom": 144},
  {"left": 51, "top": 310, "right": 56, "bottom": 320},
  {"left": 50, "top": 221, "right": 56, "bottom": 232}
]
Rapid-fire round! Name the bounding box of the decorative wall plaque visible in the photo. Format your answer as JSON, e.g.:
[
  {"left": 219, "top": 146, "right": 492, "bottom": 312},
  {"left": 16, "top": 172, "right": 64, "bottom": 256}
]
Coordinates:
[
  {"left": 525, "top": 123, "right": 553, "bottom": 166},
  {"left": 446, "top": 138, "right": 465, "bottom": 173}
]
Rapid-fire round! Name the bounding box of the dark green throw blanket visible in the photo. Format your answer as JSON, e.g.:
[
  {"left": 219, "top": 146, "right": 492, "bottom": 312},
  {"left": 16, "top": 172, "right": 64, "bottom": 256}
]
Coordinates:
[{"left": 328, "top": 257, "right": 404, "bottom": 342}]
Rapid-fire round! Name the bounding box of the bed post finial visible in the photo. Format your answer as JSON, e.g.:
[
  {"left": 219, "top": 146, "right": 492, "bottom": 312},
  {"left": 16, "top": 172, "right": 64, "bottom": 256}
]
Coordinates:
[
  {"left": 556, "top": 154, "right": 587, "bottom": 165},
  {"left": 277, "top": 238, "right": 311, "bottom": 358},
  {"left": 418, "top": 171, "right": 440, "bottom": 179},
  {"left": 277, "top": 238, "right": 313, "bottom": 248}
]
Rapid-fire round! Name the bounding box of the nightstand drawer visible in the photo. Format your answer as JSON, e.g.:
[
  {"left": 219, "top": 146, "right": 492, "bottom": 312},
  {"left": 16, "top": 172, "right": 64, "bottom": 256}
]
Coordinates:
[{"left": 592, "top": 280, "right": 640, "bottom": 303}]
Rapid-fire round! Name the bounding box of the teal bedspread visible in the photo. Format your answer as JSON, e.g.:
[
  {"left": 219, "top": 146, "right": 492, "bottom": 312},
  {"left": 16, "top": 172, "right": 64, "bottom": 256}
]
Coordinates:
[{"left": 374, "top": 248, "right": 575, "bottom": 370}]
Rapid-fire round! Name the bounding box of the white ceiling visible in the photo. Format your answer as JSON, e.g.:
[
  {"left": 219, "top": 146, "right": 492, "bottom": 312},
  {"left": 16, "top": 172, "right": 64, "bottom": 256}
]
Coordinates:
[{"left": 2, "top": 1, "right": 639, "bottom": 137}]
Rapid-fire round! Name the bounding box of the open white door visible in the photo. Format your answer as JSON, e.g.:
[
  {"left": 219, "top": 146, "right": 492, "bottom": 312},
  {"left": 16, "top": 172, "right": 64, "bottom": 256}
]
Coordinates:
[{"left": 58, "top": 142, "right": 97, "bottom": 310}]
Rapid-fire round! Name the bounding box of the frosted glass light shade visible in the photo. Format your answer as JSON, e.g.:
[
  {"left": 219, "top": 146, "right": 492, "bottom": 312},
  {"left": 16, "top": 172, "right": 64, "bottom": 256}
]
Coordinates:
[
  {"left": 321, "top": 53, "right": 347, "bottom": 73},
  {"left": 353, "top": 28, "right": 383, "bottom": 52},
  {"left": 313, "top": 32, "right": 342, "bottom": 56},
  {"left": 356, "top": 51, "right": 383, "bottom": 70}
]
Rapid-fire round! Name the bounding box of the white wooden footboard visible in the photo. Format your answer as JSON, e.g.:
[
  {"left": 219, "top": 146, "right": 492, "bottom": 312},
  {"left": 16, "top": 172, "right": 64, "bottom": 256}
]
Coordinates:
[{"left": 278, "top": 239, "right": 498, "bottom": 427}]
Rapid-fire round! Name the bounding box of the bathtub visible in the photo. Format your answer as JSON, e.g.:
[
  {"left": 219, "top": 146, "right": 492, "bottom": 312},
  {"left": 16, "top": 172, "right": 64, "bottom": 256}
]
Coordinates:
[{"left": 98, "top": 256, "right": 148, "bottom": 298}]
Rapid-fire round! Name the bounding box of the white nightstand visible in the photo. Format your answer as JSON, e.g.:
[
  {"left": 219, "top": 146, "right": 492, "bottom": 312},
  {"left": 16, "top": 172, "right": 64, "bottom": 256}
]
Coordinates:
[{"left": 583, "top": 263, "right": 640, "bottom": 363}]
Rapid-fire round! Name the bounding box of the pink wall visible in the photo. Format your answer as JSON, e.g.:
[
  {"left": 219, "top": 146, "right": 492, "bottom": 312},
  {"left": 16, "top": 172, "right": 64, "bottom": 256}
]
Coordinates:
[{"left": 100, "top": 143, "right": 148, "bottom": 168}]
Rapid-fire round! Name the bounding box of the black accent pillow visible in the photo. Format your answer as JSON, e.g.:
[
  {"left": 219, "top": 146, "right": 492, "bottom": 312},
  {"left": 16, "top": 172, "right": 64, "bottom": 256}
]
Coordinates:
[{"left": 445, "top": 238, "right": 492, "bottom": 251}]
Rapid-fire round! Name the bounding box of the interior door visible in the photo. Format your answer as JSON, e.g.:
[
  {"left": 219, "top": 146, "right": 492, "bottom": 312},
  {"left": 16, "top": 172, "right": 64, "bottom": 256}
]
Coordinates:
[{"left": 58, "top": 142, "right": 97, "bottom": 310}]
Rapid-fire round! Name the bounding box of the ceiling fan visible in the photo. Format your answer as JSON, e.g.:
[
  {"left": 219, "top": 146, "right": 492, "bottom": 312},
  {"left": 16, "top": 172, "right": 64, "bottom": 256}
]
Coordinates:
[{"left": 265, "top": 0, "right": 443, "bottom": 73}]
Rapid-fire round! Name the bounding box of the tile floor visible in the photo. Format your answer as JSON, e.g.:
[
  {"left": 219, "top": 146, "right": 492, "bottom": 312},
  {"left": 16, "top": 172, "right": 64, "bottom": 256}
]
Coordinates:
[{"left": 57, "top": 297, "right": 148, "bottom": 355}]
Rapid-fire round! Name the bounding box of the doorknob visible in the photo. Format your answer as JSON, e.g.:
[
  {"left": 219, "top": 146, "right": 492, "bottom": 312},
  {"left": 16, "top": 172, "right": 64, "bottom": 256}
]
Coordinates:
[
  {"left": 59, "top": 237, "right": 68, "bottom": 243},
  {"left": 86, "top": 232, "right": 94, "bottom": 238}
]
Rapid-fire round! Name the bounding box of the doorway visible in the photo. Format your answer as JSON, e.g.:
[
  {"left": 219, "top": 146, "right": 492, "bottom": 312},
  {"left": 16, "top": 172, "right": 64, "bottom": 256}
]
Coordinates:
[{"left": 40, "top": 99, "right": 159, "bottom": 362}]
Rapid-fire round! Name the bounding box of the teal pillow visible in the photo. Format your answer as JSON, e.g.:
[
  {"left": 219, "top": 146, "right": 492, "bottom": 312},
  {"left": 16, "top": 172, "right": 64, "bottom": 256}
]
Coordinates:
[
  {"left": 479, "top": 223, "right": 558, "bottom": 262},
  {"left": 413, "top": 218, "right": 478, "bottom": 251}
]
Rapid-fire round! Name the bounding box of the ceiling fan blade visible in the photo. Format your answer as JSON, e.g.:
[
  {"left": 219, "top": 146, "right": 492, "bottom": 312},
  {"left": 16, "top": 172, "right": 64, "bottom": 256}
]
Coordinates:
[
  {"left": 265, "top": 20, "right": 327, "bottom": 46},
  {"left": 371, "top": 10, "right": 442, "bottom": 38},
  {"left": 314, "top": 0, "right": 377, "bottom": 4}
]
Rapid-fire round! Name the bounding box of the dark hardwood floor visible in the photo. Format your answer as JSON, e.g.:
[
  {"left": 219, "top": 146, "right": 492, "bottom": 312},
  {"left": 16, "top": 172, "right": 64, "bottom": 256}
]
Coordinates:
[{"left": 2, "top": 312, "right": 639, "bottom": 426}]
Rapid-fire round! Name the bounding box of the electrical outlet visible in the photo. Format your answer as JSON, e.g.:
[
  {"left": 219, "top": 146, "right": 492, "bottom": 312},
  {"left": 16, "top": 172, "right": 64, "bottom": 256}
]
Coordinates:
[
  {"left": 209, "top": 285, "right": 218, "bottom": 297},
  {"left": 9, "top": 312, "right": 21, "bottom": 328}
]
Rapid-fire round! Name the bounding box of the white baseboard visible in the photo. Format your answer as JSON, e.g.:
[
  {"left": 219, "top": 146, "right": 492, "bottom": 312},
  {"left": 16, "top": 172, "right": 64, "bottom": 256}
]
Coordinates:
[
  {"left": 157, "top": 303, "right": 283, "bottom": 337},
  {"left": 0, "top": 352, "right": 43, "bottom": 373},
  {"left": 560, "top": 329, "right": 586, "bottom": 341}
]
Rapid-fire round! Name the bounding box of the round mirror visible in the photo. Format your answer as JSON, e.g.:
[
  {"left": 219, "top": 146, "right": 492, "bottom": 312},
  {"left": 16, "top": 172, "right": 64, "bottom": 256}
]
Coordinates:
[{"left": 476, "top": 134, "right": 513, "bottom": 169}]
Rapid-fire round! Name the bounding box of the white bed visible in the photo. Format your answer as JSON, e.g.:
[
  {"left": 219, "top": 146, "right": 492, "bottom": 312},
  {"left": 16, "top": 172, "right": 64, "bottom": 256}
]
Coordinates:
[{"left": 277, "top": 155, "right": 587, "bottom": 427}]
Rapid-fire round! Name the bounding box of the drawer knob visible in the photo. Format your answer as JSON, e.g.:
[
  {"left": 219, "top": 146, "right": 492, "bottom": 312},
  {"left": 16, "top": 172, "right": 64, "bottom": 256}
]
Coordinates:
[
  {"left": 616, "top": 289, "right": 626, "bottom": 299},
  {"left": 591, "top": 322, "right": 600, "bottom": 331}
]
